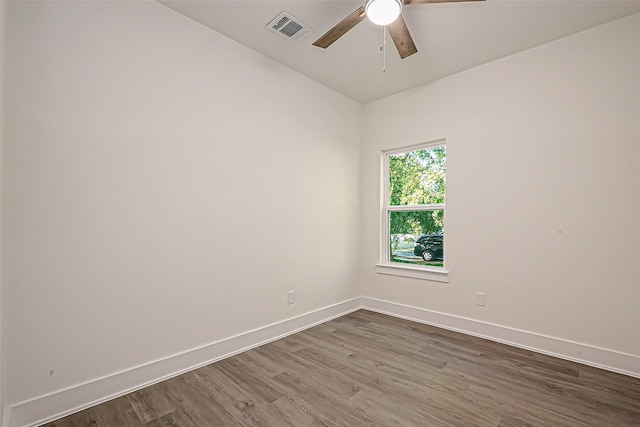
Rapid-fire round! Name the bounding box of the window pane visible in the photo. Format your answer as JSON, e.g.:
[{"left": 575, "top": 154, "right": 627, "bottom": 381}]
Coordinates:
[
  {"left": 389, "top": 146, "right": 446, "bottom": 206},
  {"left": 390, "top": 210, "right": 444, "bottom": 266}
]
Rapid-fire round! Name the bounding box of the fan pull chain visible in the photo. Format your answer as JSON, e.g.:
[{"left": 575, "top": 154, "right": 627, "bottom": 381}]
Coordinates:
[{"left": 381, "top": 26, "right": 387, "bottom": 73}]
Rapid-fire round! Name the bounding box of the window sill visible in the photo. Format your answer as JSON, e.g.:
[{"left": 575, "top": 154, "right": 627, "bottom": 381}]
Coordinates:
[{"left": 375, "top": 263, "right": 449, "bottom": 283}]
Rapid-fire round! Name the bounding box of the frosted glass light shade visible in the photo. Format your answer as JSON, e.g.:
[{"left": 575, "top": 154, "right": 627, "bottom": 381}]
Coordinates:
[{"left": 365, "top": 0, "right": 403, "bottom": 26}]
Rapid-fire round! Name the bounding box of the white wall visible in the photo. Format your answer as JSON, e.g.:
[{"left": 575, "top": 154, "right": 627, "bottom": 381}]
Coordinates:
[
  {"left": 4, "top": 1, "right": 640, "bottom": 425},
  {"left": 3, "top": 0, "right": 361, "bottom": 417},
  {"left": 360, "top": 13, "right": 640, "bottom": 373},
  {"left": 0, "top": 0, "right": 6, "bottom": 423}
]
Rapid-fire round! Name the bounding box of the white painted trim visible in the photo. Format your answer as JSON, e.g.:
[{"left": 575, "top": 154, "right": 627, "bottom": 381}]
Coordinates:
[
  {"left": 375, "top": 264, "right": 449, "bottom": 282},
  {"left": 382, "top": 139, "right": 446, "bottom": 156},
  {"left": 361, "top": 297, "right": 640, "bottom": 379},
  {"left": 8, "top": 298, "right": 362, "bottom": 427},
  {"left": 380, "top": 139, "right": 447, "bottom": 269},
  {"left": 387, "top": 204, "right": 445, "bottom": 212}
]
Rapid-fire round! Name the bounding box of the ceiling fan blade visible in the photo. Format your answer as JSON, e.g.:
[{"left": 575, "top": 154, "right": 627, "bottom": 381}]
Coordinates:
[
  {"left": 387, "top": 15, "right": 417, "bottom": 59},
  {"left": 312, "top": 6, "right": 366, "bottom": 49},
  {"left": 404, "top": 0, "right": 485, "bottom": 5}
]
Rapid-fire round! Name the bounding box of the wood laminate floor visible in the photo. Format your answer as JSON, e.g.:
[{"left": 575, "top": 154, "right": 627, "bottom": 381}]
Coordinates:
[{"left": 43, "top": 310, "right": 640, "bottom": 426}]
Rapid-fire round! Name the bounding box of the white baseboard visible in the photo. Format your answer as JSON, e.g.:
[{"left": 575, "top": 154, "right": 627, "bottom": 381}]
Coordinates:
[
  {"left": 8, "top": 298, "right": 362, "bottom": 427},
  {"left": 8, "top": 296, "right": 640, "bottom": 427},
  {"left": 361, "top": 297, "right": 640, "bottom": 379}
]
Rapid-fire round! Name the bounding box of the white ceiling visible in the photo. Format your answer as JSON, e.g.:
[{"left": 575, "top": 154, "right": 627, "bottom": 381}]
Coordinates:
[{"left": 158, "top": 0, "right": 640, "bottom": 104}]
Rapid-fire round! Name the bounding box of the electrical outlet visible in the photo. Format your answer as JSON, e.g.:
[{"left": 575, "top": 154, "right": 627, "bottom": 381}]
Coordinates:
[
  {"left": 287, "top": 290, "right": 296, "bottom": 305},
  {"left": 476, "top": 292, "right": 486, "bottom": 307}
]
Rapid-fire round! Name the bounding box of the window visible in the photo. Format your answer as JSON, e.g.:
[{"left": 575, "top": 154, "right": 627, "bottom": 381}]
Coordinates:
[{"left": 376, "top": 141, "right": 448, "bottom": 282}]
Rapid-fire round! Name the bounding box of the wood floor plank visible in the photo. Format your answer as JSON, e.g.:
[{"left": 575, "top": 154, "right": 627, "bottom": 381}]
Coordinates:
[
  {"left": 269, "top": 395, "right": 329, "bottom": 427},
  {"left": 158, "top": 372, "right": 240, "bottom": 425},
  {"left": 143, "top": 411, "right": 195, "bottom": 427},
  {"left": 192, "top": 364, "right": 291, "bottom": 427},
  {"left": 126, "top": 387, "right": 175, "bottom": 423},
  {"left": 42, "top": 310, "right": 640, "bottom": 427},
  {"left": 47, "top": 394, "right": 140, "bottom": 427}
]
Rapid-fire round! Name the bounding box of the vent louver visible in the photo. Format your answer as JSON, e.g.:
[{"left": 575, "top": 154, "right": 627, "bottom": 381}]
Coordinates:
[{"left": 267, "top": 12, "right": 313, "bottom": 41}]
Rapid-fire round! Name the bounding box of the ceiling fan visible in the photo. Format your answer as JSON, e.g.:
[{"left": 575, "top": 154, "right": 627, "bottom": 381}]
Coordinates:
[{"left": 312, "top": 0, "right": 485, "bottom": 59}]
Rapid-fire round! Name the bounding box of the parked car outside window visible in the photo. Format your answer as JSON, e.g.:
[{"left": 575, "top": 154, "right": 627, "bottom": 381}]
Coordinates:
[{"left": 413, "top": 234, "right": 444, "bottom": 261}]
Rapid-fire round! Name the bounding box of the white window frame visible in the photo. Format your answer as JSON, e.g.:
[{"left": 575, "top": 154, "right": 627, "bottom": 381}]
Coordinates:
[{"left": 375, "top": 139, "right": 449, "bottom": 282}]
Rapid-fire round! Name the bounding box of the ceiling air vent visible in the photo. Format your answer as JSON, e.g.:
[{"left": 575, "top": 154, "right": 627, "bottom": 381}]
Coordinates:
[{"left": 266, "top": 12, "right": 313, "bottom": 42}]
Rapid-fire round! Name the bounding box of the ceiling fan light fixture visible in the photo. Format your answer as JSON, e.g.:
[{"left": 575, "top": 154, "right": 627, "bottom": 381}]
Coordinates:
[{"left": 365, "top": 0, "right": 403, "bottom": 26}]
